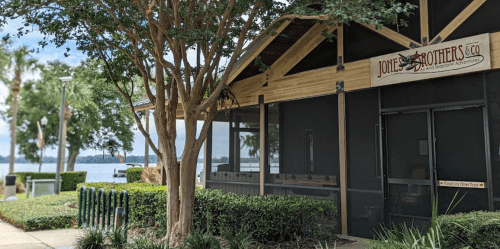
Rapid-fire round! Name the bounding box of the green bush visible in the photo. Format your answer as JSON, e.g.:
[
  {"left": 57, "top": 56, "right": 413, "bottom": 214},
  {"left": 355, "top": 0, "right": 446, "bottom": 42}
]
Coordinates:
[
  {"left": 194, "top": 189, "right": 337, "bottom": 242},
  {"left": 221, "top": 227, "right": 256, "bottom": 249},
  {"left": 78, "top": 183, "right": 337, "bottom": 243},
  {"left": 107, "top": 226, "right": 128, "bottom": 249},
  {"left": 13, "top": 172, "right": 87, "bottom": 191},
  {"left": 183, "top": 230, "right": 221, "bottom": 249},
  {"left": 126, "top": 168, "right": 143, "bottom": 183},
  {"left": 0, "top": 191, "right": 78, "bottom": 231},
  {"left": 128, "top": 236, "right": 170, "bottom": 249},
  {"left": 76, "top": 227, "right": 106, "bottom": 249},
  {"left": 438, "top": 211, "right": 500, "bottom": 249}
]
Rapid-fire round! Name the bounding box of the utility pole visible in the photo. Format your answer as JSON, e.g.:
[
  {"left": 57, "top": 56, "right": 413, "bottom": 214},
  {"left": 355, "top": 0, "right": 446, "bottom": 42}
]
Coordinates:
[{"left": 55, "top": 77, "right": 71, "bottom": 194}]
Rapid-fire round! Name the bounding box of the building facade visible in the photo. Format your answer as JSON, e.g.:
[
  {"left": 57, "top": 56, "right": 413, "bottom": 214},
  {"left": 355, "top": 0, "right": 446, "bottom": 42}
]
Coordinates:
[{"left": 201, "top": 0, "right": 500, "bottom": 239}]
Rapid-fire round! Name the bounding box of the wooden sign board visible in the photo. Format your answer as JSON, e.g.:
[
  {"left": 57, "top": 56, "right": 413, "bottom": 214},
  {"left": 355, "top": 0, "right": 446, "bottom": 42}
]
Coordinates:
[
  {"left": 371, "top": 34, "right": 491, "bottom": 87},
  {"left": 439, "top": 180, "right": 485, "bottom": 189}
]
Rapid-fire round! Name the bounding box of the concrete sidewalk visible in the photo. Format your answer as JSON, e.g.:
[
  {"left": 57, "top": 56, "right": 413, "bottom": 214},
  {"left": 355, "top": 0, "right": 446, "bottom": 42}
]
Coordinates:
[{"left": 0, "top": 220, "right": 82, "bottom": 249}]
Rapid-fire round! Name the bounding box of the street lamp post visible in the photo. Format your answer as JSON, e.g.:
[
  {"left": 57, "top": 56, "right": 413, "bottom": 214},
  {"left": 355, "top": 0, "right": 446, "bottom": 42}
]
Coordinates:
[
  {"left": 55, "top": 76, "right": 72, "bottom": 194},
  {"left": 38, "top": 116, "right": 48, "bottom": 172}
]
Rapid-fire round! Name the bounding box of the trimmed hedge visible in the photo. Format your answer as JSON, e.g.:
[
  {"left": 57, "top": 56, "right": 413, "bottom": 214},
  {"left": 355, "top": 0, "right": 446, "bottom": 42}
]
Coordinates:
[
  {"left": 194, "top": 189, "right": 337, "bottom": 242},
  {"left": 0, "top": 191, "right": 78, "bottom": 231},
  {"left": 126, "top": 168, "right": 143, "bottom": 183},
  {"left": 78, "top": 183, "right": 337, "bottom": 242},
  {"left": 439, "top": 211, "right": 500, "bottom": 249},
  {"left": 13, "top": 172, "right": 87, "bottom": 191}
]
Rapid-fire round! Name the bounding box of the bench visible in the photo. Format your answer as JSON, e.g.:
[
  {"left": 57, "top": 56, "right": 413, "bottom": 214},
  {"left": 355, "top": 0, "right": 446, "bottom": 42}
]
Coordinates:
[{"left": 25, "top": 177, "right": 62, "bottom": 198}]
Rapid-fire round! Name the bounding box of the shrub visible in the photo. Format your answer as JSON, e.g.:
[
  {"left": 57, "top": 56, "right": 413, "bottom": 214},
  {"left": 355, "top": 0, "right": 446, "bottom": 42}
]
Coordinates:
[
  {"left": 194, "top": 189, "right": 337, "bottom": 242},
  {"left": 128, "top": 236, "right": 170, "bottom": 249},
  {"left": 77, "top": 182, "right": 166, "bottom": 194},
  {"left": 221, "top": 227, "right": 256, "bottom": 249},
  {"left": 75, "top": 227, "right": 106, "bottom": 249},
  {"left": 78, "top": 183, "right": 337, "bottom": 243},
  {"left": 0, "top": 191, "right": 78, "bottom": 231},
  {"left": 13, "top": 172, "right": 87, "bottom": 191},
  {"left": 183, "top": 230, "right": 221, "bottom": 249},
  {"left": 15, "top": 177, "right": 25, "bottom": 194},
  {"left": 438, "top": 211, "right": 500, "bottom": 249},
  {"left": 107, "top": 226, "right": 127, "bottom": 249},
  {"left": 126, "top": 168, "right": 143, "bottom": 183},
  {"left": 141, "top": 167, "right": 161, "bottom": 184}
]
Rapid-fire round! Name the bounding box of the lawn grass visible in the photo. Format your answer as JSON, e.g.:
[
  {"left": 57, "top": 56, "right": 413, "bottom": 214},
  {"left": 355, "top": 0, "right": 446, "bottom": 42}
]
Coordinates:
[
  {"left": 0, "top": 192, "right": 27, "bottom": 200},
  {"left": 0, "top": 191, "right": 79, "bottom": 231}
]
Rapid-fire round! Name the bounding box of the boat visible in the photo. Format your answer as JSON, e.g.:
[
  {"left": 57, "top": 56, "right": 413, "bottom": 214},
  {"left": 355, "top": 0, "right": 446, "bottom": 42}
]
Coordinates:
[{"left": 112, "top": 163, "right": 143, "bottom": 178}]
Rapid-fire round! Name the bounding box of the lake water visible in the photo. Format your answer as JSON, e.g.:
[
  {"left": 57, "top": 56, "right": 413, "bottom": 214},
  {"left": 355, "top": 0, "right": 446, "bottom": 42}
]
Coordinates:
[
  {"left": 0, "top": 163, "right": 205, "bottom": 183},
  {"left": 0, "top": 163, "right": 279, "bottom": 183}
]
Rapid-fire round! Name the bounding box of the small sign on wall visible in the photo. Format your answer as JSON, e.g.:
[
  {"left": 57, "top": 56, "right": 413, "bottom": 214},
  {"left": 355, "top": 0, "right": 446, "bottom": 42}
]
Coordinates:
[
  {"left": 371, "top": 33, "right": 491, "bottom": 87},
  {"left": 439, "top": 180, "right": 485, "bottom": 189}
]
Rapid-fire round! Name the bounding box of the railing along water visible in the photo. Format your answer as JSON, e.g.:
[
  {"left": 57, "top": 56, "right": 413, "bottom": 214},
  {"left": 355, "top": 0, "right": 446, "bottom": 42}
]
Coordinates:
[{"left": 78, "top": 186, "right": 129, "bottom": 232}]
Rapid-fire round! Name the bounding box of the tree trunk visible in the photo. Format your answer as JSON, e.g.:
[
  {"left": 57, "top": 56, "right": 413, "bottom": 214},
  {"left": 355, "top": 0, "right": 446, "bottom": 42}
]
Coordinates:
[
  {"left": 66, "top": 150, "right": 79, "bottom": 172},
  {"left": 9, "top": 71, "right": 21, "bottom": 174},
  {"left": 167, "top": 115, "right": 202, "bottom": 247}
]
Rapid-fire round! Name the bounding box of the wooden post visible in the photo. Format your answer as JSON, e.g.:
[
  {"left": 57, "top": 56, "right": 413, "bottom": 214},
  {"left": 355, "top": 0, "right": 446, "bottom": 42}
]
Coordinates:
[
  {"left": 338, "top": 24, "right": 348, "bottom": 236},
  {"left": 203, "top": 122, "right": 212, "bottom": 189},
  {"left": 337, "top": 24, "right": 344, "bottom": 69},
  {"left": 339, "top": 92, "right": 348, "bottom": 236},
  {"left": 114, "top": 207, "right": 123, "bottom": 230},
  {"left": 145, "top": 109, "right": 149, "bottom": 167},
  {"left": 259, "top": 101, "right": 266, "bottom": 196},
  {"left": 420, "top": 0, "right": 429, "bottom": 45}
]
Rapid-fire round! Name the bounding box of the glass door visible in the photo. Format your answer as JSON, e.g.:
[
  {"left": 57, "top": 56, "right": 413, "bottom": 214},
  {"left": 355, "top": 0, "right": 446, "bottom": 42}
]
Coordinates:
[{"left": 384, "top": 111, "right": 433, "bottom": 229}]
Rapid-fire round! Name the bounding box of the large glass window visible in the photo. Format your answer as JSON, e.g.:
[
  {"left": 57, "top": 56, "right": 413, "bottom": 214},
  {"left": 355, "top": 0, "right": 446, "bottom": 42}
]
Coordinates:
[
  {"left": 233, "top": 106, "right": 260, "bottom": 172},
  {"left": 268, "top": 103, "right": 280, "bottom": 174},
  {"left": 211, "top": 113, "right": 230, "bottom": 172}
]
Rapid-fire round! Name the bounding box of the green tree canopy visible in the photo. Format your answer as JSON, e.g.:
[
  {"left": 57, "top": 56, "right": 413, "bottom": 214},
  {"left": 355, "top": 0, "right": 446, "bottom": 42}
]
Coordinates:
[{"left": 4, "top": 58, "right": 136, "bottom": 171}]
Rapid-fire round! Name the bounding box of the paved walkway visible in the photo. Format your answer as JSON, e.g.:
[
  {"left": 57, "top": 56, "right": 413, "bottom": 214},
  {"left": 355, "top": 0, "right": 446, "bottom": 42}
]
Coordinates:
[{"left": 0, "top": 220, "right": 82, "bottom": 249}]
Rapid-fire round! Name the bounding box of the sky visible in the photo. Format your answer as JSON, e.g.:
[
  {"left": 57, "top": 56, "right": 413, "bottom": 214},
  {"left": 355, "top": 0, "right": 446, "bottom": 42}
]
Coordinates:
[{"left": 0, "top": 17, "right": 239, "bottom": 160}]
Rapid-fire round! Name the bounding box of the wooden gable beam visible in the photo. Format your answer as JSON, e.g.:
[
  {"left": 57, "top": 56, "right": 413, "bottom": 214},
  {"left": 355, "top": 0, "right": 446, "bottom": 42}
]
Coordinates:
[
  {"left": 420, "top": 0, "right": 429, "bottom": 45},
  {"left": 358, "top": 23, "right": 422, "bottom": 49},
  {"left": 430, "top": 0, "right": 487, "bottom": 44},
  {"left": 268, "top": 22, "right": 337, "bottom": 81},
  {"left": 261, "top": 59, "right": 370, "bottom": 104},
  {"left": 226, "top": 20, "right": 292, "bottom": 85}
]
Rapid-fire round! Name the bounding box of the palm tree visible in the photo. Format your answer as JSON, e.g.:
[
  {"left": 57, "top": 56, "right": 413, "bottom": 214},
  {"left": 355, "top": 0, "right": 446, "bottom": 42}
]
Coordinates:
[{"left": 0, "top": 46, "right": 38, "bottom": 173}]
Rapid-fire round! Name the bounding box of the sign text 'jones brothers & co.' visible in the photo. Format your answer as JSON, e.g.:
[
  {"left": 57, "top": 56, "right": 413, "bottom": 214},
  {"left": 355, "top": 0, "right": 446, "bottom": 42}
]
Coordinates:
[{"left": 371, "top": 33, "right": 491, "bottom": 87}]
